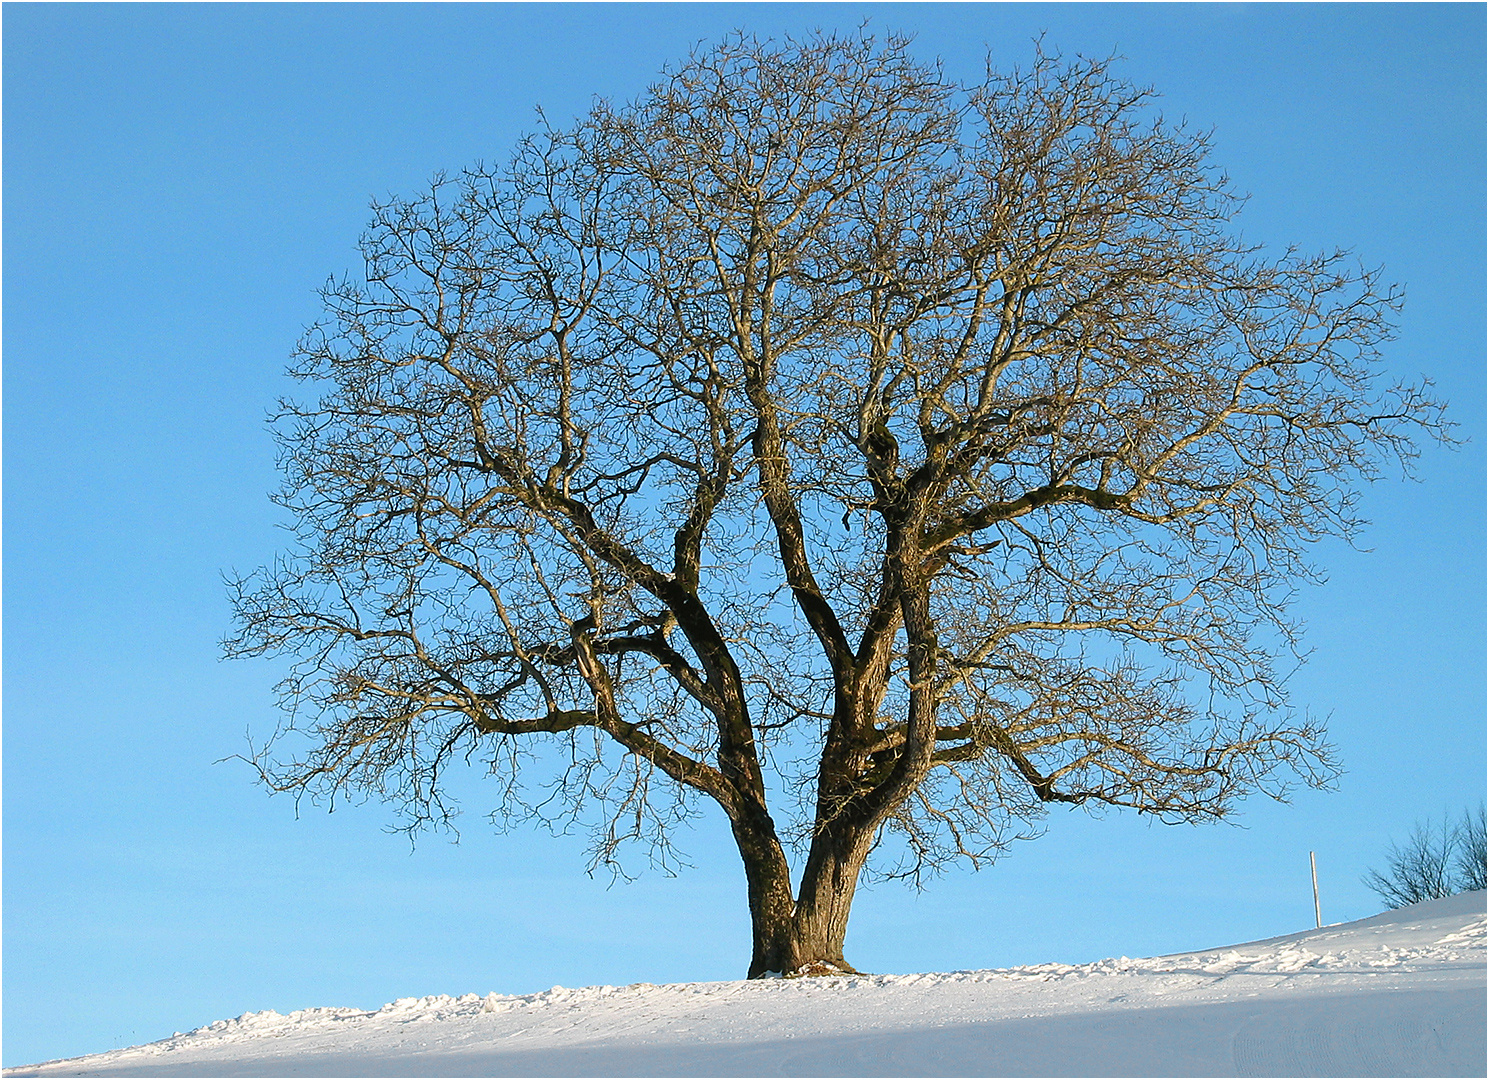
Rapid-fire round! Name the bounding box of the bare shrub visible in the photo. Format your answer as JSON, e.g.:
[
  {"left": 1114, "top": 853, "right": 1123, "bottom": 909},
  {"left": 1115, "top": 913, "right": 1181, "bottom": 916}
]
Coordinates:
[
  {"left": 1455, "top": 803, "right": 1487, "bottom": 892},
  {"left": 1363, "top": 804, "right": 1486, "bottom": 909}
]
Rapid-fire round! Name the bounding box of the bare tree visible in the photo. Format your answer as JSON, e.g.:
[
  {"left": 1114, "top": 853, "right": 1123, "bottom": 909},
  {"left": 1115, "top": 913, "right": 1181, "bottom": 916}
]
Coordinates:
[
  {"left": 1454, "top": 803, "right": 1487, "bottom": 893},
  {"left": 227, "top": 32, "right": 1445, "bottom": 976},
  {"left": 1363, "top": 810, "right": 1475, "bottom": 909}
]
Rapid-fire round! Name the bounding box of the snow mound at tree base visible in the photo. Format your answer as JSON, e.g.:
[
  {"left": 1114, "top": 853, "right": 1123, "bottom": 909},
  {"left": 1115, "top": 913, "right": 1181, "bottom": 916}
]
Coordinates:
[{"left": 9, "top": 891, "right": 1484, "bottom": 1078}]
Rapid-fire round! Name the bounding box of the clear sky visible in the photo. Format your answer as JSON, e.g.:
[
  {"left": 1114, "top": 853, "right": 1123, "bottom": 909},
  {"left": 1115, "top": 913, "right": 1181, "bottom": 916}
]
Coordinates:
[{"left": 4, "top": 3, "right": 1484, "bottom": 1067}]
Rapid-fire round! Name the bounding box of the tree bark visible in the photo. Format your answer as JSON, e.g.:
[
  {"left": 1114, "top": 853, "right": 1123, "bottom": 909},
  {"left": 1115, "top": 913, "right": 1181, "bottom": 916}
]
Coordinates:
[
  {"left": 735, "top": 810, "right": 877, "bottom": 977},
  {"left": 789, "top": 823, "right": 876, "bottom": 974},
  {"left": 730, "top": 808, "right": 802, "bottom": 978}
]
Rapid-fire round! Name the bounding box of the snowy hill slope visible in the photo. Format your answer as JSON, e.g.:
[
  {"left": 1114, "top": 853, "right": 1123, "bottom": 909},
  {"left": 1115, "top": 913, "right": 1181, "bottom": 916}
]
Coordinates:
[{"left": 8, "top": 890, "right": 1484, "bottom": 1077}]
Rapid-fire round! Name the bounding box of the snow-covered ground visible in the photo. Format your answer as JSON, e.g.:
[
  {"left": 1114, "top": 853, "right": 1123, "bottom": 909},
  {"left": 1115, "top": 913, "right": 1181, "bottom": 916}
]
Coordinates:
[{"left": 8, "top": 891, "right": 1484, "bottom": 1077}]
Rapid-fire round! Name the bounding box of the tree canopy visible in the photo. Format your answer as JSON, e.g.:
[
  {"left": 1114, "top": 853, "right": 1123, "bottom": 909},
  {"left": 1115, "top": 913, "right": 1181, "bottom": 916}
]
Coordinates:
[{"left": 228, "top": 32, "right": 1446, "bottom": 976}]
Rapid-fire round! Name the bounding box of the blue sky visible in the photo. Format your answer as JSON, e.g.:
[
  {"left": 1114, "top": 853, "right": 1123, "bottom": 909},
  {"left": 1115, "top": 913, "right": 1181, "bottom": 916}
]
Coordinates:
[{"left": 4, "top": 3, "right": 1484, "bottom": 1066}]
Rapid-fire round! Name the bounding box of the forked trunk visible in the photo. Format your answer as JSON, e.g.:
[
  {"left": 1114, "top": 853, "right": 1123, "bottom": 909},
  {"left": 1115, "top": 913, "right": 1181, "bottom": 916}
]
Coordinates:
[{"left": 741, "top": 821, "right": 874, "bottom": 977}]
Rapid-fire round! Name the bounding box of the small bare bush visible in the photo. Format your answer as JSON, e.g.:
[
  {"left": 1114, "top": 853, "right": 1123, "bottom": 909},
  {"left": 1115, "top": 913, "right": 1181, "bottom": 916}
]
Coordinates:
[
  {"left": 1455, "top": 803, "right": 1487, "bottom": 892},
  {"left": 1363, "top": 804, "right": 1487, "bottom": 909}
]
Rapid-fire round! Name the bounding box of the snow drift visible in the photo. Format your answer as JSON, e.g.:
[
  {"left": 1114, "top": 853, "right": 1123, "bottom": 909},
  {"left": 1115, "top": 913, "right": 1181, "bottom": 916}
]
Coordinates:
[{"left": 8, "top": 890, "right": 1484, "bottom": 1077}]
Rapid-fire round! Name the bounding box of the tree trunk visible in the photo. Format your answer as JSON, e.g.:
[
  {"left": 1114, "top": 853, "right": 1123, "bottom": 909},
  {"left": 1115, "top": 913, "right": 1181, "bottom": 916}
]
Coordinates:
[
  {"left": 740, "top": 818, "right": 875, "bottom": 977},
  {"left": 730, "top": 810, "right": 804, "bottom": 978},
  {"left": 790, "top": 824, "right": 875, "bottom": 974}
]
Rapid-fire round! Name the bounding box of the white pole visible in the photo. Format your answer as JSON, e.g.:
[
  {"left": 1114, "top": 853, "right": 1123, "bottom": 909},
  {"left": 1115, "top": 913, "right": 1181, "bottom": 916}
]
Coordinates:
[{"left": 1310, "top": 850, "right": 1321, "bottom": 928}]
